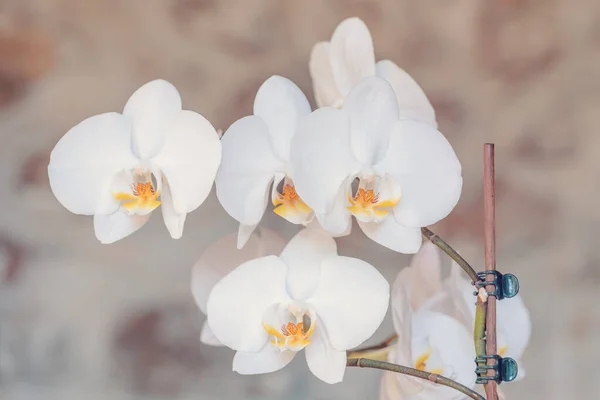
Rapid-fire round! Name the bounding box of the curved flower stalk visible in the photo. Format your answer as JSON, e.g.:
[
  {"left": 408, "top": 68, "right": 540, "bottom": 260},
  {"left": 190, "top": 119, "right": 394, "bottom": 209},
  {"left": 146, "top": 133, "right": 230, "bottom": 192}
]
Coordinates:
[
  {"left": 291, "top": 77, "right": 462, "bottom": 253},
  {"left": 381, "top": 243, "right": 476, "bottom": 400},
  {"left": 446, "top": 260, "right": 532, "bottom": 378},
  {"left": 309, "top": 17, "right": 436, "bottom": 128},
  {"left": 48, "top": 80, "right": 221, "bottom": 243},
  {"left": 205, "top": 228, "right": 389, "bottom": 384},
  {"left": 215, "top": 75, "right": 314, "bottom": 249},
  {"left": 191, "top": 227, "right": 286, "bottom": 346}
]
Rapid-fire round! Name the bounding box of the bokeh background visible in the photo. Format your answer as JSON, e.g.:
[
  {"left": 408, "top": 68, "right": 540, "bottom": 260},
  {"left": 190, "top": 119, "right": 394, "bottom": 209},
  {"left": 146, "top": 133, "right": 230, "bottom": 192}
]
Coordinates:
[{"left": 1, "top": 0, "right": 599, "bottom": 398}]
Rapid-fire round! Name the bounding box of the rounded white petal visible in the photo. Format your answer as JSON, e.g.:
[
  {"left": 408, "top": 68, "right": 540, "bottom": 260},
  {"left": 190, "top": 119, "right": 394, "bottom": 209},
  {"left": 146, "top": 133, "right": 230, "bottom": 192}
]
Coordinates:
[
  {"left": 498, "top": 294, "right": 531, "bottom": 361},
  {"left": 344, "top": 76, "right": 399, "bottom": 165},
  {"left": 308, "top": 256, "right": 389, "bottom": 350},
  {"left": 152, "top": 110, "right": 221, "bottom": 215},
  {"left": 313, "top": 179, "right": 353, "bottom": 235},
  {"left": 445, "top": 261, "right": 477, "bottom": 328},
  {"left": 216, "top": 116, "right": 283, "bottom": 226},
  {"left": 93, "top": 212, "right": 150, "bottom": 244},
  {"left": 305, "top": 322, "right": 347, "bottom": 384},
  {"left": 358, "top": 218, "right": 422, "bottom": 254},
  {"left": 389, "top": 276, "right": 414, "bottom": 368},
  {"left": 123, "top": 79, "right": 182, "bottom": 159},
  {"left": 48, "top": 113, "right": 138, "bottom": 215},
  {"left": 233, "top": 346, "right": 296, "bottom": 375},
  {"left": 375, "top": 60, "right": 437, "bottom": 128},
  {"left": 379, "top": 120, "right": 462, "bottom": 228},
  {"left": 200, "top": 322, "right": 222, "bottom": 346},
  {"left": 280, "top": 228, "right": 337, "bottom": 300},
  {"left": 290, "top": 107, "right": 360, "bottom": 214},
  {"left": 412, "top": 311, "right": 476, "bottom": 395},
  {"left": 192, "top": 228, "right": 286, "bottom": 314},
  {"left": 253, "top": 75, "right": 311, "bottom": 160},
  {"left": 329, "top": 17, "right": 376, "bottom": 97},
  {"left": 206, "top": 256, "right": 289, "bottom": 352},
  {"left": 395, "top": 242, "right": 444, "bottom": 311},
  {"left": 309, "top": 42, "right": 344, "bottom": 108},
  {"left": 160, "top": 178, "right": 186, "bottom": 239}
]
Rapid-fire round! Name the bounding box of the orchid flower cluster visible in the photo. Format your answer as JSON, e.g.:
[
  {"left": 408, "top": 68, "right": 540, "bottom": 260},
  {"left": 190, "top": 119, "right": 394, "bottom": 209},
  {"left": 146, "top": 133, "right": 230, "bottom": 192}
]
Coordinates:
[{"left": 47, "top": 17, "right": 530, "bottom": 398}]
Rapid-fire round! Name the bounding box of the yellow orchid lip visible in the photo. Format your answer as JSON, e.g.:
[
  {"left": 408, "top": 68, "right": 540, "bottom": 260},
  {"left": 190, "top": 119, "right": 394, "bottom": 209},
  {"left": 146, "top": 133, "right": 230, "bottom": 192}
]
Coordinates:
[
  {"left": 272, "top": 183, "right": 313, "bottom": 223},
  {"left": 262, "top": 318, "right": 316, "bottom": 352},
  {"left": 414, "top": 346, "right": 444, "bottom": 375},
  {"left": 113, "top": 181, "right": 161, "bottom": 213},
  {"left": 347, "top": 188, "right": 399, "bottom": 221}
]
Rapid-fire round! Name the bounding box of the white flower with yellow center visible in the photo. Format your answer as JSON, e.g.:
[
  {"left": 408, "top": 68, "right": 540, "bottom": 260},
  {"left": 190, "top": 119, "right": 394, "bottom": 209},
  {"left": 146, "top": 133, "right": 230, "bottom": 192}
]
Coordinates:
[
  {"left": 215, "top": 75, "right": 314, "bottom": 249},
  {"left": 380, "top": 244, "right": 475, "bottom": 400},
  {"left": 310, "top": 17, "right": 436, "bottom": 128},
  {"left": 290, "top": 76, "right": 462, "bottom": 254},
  {"left": 47, "top": 79, "right": 221, "bottom": 243},
  {"left": 205, "top": 228, "right": 389, "bottom": 384}
]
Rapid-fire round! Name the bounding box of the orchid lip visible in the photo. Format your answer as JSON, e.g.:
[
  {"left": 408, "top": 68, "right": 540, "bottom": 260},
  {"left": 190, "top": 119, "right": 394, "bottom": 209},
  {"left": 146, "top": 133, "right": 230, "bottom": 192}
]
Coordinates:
[
  {"left": 113, "top": 169, "right": 161, "bottom": 215},
  {"left": 271, "top": 177, "right": 314, "bottom": 225},
  {"left": 262, "top": 302, "right": 316, "bottom": 352}
]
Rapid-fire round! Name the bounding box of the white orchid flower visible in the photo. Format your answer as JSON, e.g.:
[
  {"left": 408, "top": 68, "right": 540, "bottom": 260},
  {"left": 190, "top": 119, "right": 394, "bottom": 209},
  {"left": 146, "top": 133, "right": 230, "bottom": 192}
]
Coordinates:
[
  {"left": 446, "top": 261, "right": 532, "bottom": 379},
  {"left": 291, "top": 76, "right": 462, "bottom": 254},
  {"left": 310, "top": 17, "right": 436, "bottom": 128},
  {"left": 381, "top": 244, "right": 476, "bottom": 400},
  {"left": 215, "top": 75, "right": 314, "bottom": 249},
  {"left": 48, "top": 79, "right": 221, "bottom": 243},
  {"left": 191, "top": 227, "right": 286, "bottom": 346},
  {"left": 205, "top": 228, "right": 389, "bottom": 384}
]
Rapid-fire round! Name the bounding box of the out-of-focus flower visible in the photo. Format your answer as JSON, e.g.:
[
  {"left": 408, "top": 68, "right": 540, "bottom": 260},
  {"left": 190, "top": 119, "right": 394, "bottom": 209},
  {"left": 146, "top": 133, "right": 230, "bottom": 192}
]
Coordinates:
[
  {"left": 291, "top": 77, "right": 462, "bottom": 254},
  {"left": 191, "top": 228, "right": 286, "bottom": 346},
  {"left": 309, "top": 17, "right": 436, "bottom": 128},
  {"left": 446, "top": 261, "right": 531, "bottom": 378},
  {"left": 215, "top": 75, "right": 313, "bottom": 249},
  {"left": 381, "top": 243, "right": 475, "bottom": 399},
  {"left": 48, "top": 79, "right": 221, "bottom": 243},
  {"left": 205, "top": 228, "right": 389, "bottom": 384}
]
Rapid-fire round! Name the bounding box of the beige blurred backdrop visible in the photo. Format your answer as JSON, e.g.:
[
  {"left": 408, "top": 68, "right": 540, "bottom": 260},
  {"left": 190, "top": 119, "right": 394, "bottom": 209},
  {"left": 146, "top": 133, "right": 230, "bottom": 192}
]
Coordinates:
[{"left": 1, "top": 0, "right": 599, "bottom": 399}]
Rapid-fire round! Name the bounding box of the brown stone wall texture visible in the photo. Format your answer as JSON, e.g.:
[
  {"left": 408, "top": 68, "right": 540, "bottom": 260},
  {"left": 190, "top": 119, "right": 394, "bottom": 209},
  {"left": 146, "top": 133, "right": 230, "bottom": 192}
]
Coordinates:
[{"left": 1, "top": 0, "right": 599, "bottom": 398}]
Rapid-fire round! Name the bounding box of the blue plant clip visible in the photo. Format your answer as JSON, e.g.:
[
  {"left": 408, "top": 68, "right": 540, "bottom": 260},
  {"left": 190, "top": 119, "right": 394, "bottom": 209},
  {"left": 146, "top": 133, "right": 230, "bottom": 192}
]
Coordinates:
[
  {"left": 473, "top": 270, "right": 519, "bottom": 300},
  {"left": 475, "top": 355, "right": 518, "bottom": 384}
]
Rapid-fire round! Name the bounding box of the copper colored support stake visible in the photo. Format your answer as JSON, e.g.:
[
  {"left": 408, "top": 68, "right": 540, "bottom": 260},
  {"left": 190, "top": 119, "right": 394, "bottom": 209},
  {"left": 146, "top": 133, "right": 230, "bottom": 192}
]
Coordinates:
[{"left": 483, "top": 143, "right": 498, "bottom": 399}]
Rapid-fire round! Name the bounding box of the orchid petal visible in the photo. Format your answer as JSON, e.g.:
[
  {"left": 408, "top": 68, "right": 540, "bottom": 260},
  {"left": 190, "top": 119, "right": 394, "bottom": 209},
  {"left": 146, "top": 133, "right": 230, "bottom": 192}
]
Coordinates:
[
  {"left": 233, "top": 346, "right": 296, "bottom": 375},
  {"left": 192, "top": 228, "right": 286, "bottom": 314},
  {"left": 253, "top": 75, "right": 311, "bottom": 160},
  {"left": 280, "top": 228, "right": 337, "bottom": 300},
  {"left": 390, "top": 276, "right": 414, "bottom": 369},
  {"left": 200, "top": 322, "right": 222, "bottom": 346},
  {"left": 329, "top": 17, "right": 376, "bottom": 97},
  {"left": 305, "top": 321, "right": 347, "bottom": 384},
  {"left": 93, "top": 211, "right": 150, "bottom": 244},
  {"left": 396, "top": 242, "right": 444, "bottom": 311},
  {"left": 498, "top": 294, "right": 531, "bottom": 361},
  {"left": 344, "top": 76, "right": 399, "bottom": 165},
  {"left": 160, "top": 178, "right": 186, "bottom": 239},
  {"left": 216, "top": 116, "right": 283, "bottom": 226},
  {"left": 124, "top": 79, "right": 182, "bottom": 159},
  {"left": 358, "top": 218, "right": 422, "bottom": 254},
  {"left": 308, "top": 256, "right": 389, "bottom": 350},
  {"left": 380, "top": 120, "right": 462, "bottom": 228},
  {"left": 290, "top": 107, "right": 360, "bottom": 214},
  {"left": 309, "top": 42, "right": 344, "bottom": 108},
  {"left": 48, "top": 113, "right": 137, "bottom": 215},
  {"left": 313, "top": 180, "right": 353, "bottom": 235},
  {"left": 445, "top": 261, "right": 476, "bottom": 328},
  {"left": 152, "top": 110, "right": 221, "bottom": 215},
  {"left": 206, "top": 256, "right": 288, "bottom": 352},
  {"left": 375, "top": 60, "right": 437, "bottom": 128}
]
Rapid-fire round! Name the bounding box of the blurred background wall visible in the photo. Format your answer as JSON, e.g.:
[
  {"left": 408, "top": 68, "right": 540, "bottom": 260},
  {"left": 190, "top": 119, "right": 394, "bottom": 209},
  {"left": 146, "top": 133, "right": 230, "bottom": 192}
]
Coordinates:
[{"left": 0, "top": 0, "right": 599, "bottom": 398}]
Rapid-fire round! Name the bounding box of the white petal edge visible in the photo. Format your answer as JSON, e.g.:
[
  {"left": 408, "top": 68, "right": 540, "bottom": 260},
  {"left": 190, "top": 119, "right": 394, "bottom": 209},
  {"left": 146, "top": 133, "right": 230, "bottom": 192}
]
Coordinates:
[
  {"left": 358, "top": 218, "right": 422, "bottom": 254},
  {"left": 305, "top": 320, "right": 347, "bottom": 384},
  {"left": 216, "top": 115, "right": 283, "bottom": 226},
  {"left": 152, "top": 110, "right": 221, "bottom": 215},
  {"left": 123, "top": 79, "right": 182, "bottom": 159},
  {"left": 280, "top": 228, "right": 338, "bottom": 300},
  {"left": 329, "top": 17, "right": 376, "bottom": 97},
  {"left": 375, "top": 60, "right": 437, "bottom": 128},
  {"left": 206, "top": 256, "right": 289, "bottom": 352},
  {"left": 309, "top": 42, "right": 344, "bottom": 108},
  {"left": 290, "top": 107, "right": 360, "bottom": 214},
  {"left": 308, "top": 255, "right": 389, "bottom": 350},
  {"left": 344, "top": 76, "right": 399, "bottom": 165},
  {"left": 48, "top": 113, "right": 138, "bottom": 215},
  {"left": 233, "top": 346, "right": 296, "bottom": 375},
  {"left": 253, "top": 75, "right": 311, "bottom": 160},
  {"left": 380, "top": 120, "right": 462, "bottom": 228},
  {"left": 160, "top": 178, "right": 186, "bottom": 239},
  {"left": 93, "top": 211, "right": 150, "bottom": 244},
  {"left": 200, "top": 322, "right": 222, "bottom": 346}
]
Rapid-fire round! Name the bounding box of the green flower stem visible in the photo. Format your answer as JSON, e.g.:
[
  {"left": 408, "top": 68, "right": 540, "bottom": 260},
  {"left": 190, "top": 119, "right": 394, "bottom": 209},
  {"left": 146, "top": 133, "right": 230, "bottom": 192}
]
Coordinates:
[{"left": 347, "top": 358, "right": 485, "bottom": 400}]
